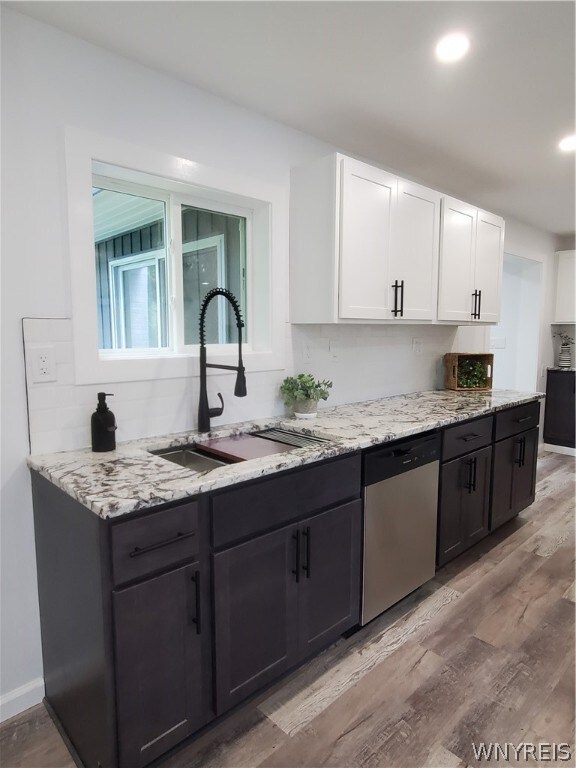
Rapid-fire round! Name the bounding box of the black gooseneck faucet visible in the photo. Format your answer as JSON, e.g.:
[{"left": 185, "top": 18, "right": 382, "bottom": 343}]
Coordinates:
[{"left": 197, "top": 288, "right": 247, "bottom": 433}]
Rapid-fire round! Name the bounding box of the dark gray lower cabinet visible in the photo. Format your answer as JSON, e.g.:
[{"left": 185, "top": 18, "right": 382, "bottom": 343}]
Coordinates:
[
  {"left": 543, "top": 370, "right": 575, "bottom": 448},
  {"left": 437, "top": 445, "right": 492, "bottom": 567},
  {"left": 213, "top": 500, "right": 361, "bottom": 714},
  {"left": 491, "top": 427, "right": 539, "bottom": 530},
  {"left": 213, "top": 525, "right": 300, "bottom": 712},
  {"left": 113, "top": 564, "right": 206, "bottom": 768},
  {"left": 298, "top": 502, "right": 361, "bottom": 657}
]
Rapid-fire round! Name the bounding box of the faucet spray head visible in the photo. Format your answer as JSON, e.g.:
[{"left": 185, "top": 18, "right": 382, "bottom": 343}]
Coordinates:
[{"left": 234, "top": 367, "right": 247, "bottom": 397}]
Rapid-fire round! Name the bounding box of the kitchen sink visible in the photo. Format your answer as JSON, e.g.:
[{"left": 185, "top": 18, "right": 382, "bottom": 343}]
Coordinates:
[
  {"left": 151, "top": 447, "right": 229, "bottom": 473},
  {"left": 151, "top": 429, "right": 333, "bottom": 473}
]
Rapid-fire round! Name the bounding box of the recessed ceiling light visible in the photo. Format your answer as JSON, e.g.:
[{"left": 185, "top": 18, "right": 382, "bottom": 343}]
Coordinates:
[
  {"left": 435, "top": 32, "right": 470, "bottom": 63},
  {"left": 558, "top": 135, "right": 576, "bottom": 152}
]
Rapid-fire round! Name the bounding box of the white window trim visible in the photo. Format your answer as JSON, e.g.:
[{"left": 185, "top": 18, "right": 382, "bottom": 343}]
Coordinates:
[{"left": 65, "top": 127, "right": 287, "bottom": 385}]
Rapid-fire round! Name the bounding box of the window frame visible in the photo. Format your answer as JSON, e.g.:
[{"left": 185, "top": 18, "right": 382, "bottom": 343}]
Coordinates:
[{"left": 65, "top": 127, "right": 286, "bottom": 385}]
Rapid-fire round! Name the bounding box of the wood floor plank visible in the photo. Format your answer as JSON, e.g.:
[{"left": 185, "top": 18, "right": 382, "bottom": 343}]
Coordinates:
[
  {"left": 421, "top": 547, "right": 546, "bottom": 659},
  {"left": 258, "top": 583, "right": 460, "bottom": 736},
  {"left": 259, "top": 642, "right": 444, "bottom": 767},
  {"left": 0, "top": 704, "right": 74, "bottom": 768},
  {"left": 445, "top": 598, "right": 575, "bottom": 766},
  {"left": 160, "top": 705, "right": 289, "bottom": 768},
  {"left": 474, "top": 539, "right": 575, "bottom": 650}
]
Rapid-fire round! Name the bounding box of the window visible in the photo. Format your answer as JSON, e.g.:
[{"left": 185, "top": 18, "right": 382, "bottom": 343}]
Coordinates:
[
  {"left": 93, "top": 179, "right": 248, "bottom": 353},
  {"left": 65, "top": 128, "right": 284, "bottom": 385}
]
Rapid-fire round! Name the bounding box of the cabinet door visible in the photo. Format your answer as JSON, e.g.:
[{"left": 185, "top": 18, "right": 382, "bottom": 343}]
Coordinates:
[
  {"left": 554, "top": 251, "right": 576, "bottom": 323},
  {"left": 513, "top": 428, "right": 539, "bottom": 514},
  {"left": 438, "top": 446, "right": 491, "bottom": 567},
  {"left": 437, "top": 197, "right": 477, "bottom": 322},
  {"left": 339, "top": 158, "right": 397, "bottom": 319},
  {"left": 544, "top": 371, "right": 575, "bottom": 447},
  {"left": 438, "top": 457, "right": 467, "bottom": 566},
  {"left": 474, "top": 210, "right": 504, "bottom": 323},
  {"left": 213, "top": 525, "right": 299, "bottom": 714},
  {"left": 113, "top": 564, "right": 206, "bottom": 768},
  {"left": 298, "top": 501, "right": 361, "bottom": 657},
  {"left": 490, "top": 435, "right": 516, "bottom": 531},
  {"left": 390, "top": 180, "right": 440, "bottom": 320},
  {"left": 464, "top": 445, "right": 492, "bottom": 546}
]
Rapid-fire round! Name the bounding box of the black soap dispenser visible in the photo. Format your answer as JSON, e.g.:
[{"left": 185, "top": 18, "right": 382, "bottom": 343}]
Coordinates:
[{"left": 91, "top": 392, "right": 117, "bottom": 452}]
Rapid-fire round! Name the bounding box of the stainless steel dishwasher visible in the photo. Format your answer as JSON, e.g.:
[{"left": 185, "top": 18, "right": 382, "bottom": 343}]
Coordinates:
[{"left": 361, "top": 432, "right": 440, "bottom": 625}]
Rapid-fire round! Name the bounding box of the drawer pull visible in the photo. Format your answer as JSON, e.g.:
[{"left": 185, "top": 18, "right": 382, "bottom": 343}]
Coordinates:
[
  {"left": 129, "top": 530, "right": 196, "bottom": 558},
  {"left": 461, "top": 433, "right": 480, "bottom": 442},
  {"left": 516, "top": 416, "right": 532, "bottom": 424}
]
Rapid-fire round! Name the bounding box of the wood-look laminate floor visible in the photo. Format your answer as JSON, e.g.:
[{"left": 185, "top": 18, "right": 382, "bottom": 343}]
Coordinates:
[{"left": 2, "top": 451, "right": 574, "bottom": 768}]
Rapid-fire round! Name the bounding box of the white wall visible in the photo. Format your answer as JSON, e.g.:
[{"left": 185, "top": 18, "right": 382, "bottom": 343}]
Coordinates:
[{"left": 0, "top": 9, "right": 562, "bottom": 720}]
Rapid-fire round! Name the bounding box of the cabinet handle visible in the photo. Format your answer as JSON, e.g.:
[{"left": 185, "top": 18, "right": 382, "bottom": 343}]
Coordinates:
[
  {"left": 461, "top": 433, "right": 480, "bottom": 442},
  {"left": 190, "top": 570, "right": 201, "bottom": 635},
  {"left": 514, "top": 438, "right": 523, "bottom": 466},
  {"left": 302, "top": 526, "right": 311, "bottom": 578},
  {"left": 520, "top": 436, "right": 526, "bottom": 468},
  {"left": 471, "top": 291, "right": 479, "bottom": 319},
  {"left": 399, "top": 280, "right": 405, "bottom": 318},
  {"left": 292, "top": 531, "right": 301, "bottom": 583},
  {"left": 465, "top": 458, "right": 475, "bottom": 494},
  {"left": 129, "top": 530, "right": 195, "bottom": 558},
  {"left": 471, "top": 456, "right": 477, "bottom": 492},
  {"left": 477, "top": 290, "right": 482, "bottom": 319},
  {"left": 516, "top": 416, "right": 531, "bottom": 424},
  {"left": 391, "top": 280, "right": 400, "bottom": 317}
]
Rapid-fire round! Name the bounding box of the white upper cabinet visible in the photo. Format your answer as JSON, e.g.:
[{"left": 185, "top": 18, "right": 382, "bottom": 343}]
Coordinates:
[
  {"left": 392, "top": 181, "right": 441, "bottom": 321},
  {"left": 474, "top": 210, "right": 504, "bottom": 323},
  {"left": 339, "top": 158, "right": 397, "bottom": 319},
  {"left": 290, "top": 154, "right": 503, "bottom": 325},
  {"left": 554, "top": 250, "right": 575, "bottom": 323},
  {"left": 290, "top": 154, "right": 440, "bottom": 324},
  {"left": 437, "top": 197, "right": 504, "bottom": 323}
]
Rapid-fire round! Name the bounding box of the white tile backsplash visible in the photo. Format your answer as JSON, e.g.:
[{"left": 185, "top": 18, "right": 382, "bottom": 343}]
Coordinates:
[{"left": 23, "top": 317, "right": 459, "bottom": 454}]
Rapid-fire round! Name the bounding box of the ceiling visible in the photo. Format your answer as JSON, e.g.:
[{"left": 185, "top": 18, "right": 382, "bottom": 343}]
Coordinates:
[{"left": 9, "top": 1, "right": 576, "bottom": 235}]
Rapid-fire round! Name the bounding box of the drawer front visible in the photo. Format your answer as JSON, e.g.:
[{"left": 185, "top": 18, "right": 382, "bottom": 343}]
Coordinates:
[
  {"left": 442, "top": 415, "right": 493, "bottom": 461},
  {"left": 495, "top": 401, "right": 541, "bottom": 442},
  {"left": 211, "top": 454, "right": 361, "bottom": 549},
  {"left": 112, "top": 502, "right": 199, "bottom": 586}
]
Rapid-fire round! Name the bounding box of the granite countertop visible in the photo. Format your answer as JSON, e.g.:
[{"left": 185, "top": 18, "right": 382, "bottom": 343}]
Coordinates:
[
  {"left": 548, "top": 366, "right": 576, "bottom": 372},
  {"left": 28, "top": 389, "right": 544, "bottom": 519}
]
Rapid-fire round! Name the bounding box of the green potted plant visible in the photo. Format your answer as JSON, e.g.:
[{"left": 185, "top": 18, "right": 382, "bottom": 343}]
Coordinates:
[{"left": 280, "top": 373, "right": 333, "bottom": 419}]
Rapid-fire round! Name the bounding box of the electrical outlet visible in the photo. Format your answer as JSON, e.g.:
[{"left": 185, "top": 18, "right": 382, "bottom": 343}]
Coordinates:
[
  {"left": 412, "top": 338, "right": 423, "bottom": 356},
  {"left": 30, "top": 346, "right": 57, "bottom": 383}
]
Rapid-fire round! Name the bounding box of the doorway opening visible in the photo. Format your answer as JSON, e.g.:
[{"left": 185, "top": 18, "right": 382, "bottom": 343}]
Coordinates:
[{"left": 489, "top": 254, "right": 542, "bottom": 390}]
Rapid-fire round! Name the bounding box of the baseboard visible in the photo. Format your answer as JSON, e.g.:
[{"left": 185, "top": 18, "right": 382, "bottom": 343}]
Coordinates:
[
  {"left": 542, "top": 443, "right": 576, "bottom": 457},
  {"left": 0, "top": 677, "right": 45, "bottom": 723}
]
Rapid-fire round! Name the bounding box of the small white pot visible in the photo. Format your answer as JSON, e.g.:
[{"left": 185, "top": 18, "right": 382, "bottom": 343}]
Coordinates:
[{"left": 293, "top": 399, "right": 318, "bottom": 419}]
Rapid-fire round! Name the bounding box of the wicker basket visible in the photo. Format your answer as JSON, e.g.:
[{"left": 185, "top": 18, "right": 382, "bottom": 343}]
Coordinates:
[{"left": 444, "top": 353, "right": 494, "bottom": 391}]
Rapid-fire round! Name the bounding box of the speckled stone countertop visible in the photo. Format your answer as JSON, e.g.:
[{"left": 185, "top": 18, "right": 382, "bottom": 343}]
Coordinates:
[
  {"left": 27, "top": 389, "right": 544, "bottom": 519},
  {"left": 548, "top": 367, "right": 576, "bottom": 372}
]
